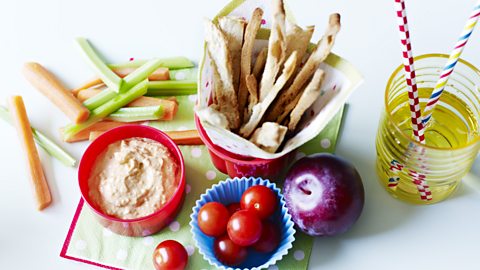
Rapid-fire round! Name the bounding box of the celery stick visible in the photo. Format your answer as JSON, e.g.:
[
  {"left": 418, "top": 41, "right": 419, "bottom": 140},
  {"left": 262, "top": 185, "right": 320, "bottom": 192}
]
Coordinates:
[
  {"left": 76, "top": 37, "right": 123, "bottom": 93},
  {"left": 84, "top": 59, "right": 168, "bottom": 110},
  {"left": 122, "top": 58, "right": 164, "bottom": 91},
  {"left": 83, "top": 89, "right": 117, "bottom": 110},
  {"left": 107, "top": 106, "right": 163, "bottom": 122},
  {"left": 169, "top": 68, "right": 198, "bottom": 81},
  {"left": 109, "top": 57, "right": 195, "bottom": 70},
  {"left": 32, "top": 130, "right": 77, "bottom": 167},
  {"left": 146, "top": 80, "right": 197, "bottom": 96},
  {"left": 0, "top": 106, "right": 76, "bottom": 167},
  {"left": 0, "top": 106, "right": 10, "bottom": 123},
  {"left": 63, "top": 80, "right": 149, "bottom": 140}
]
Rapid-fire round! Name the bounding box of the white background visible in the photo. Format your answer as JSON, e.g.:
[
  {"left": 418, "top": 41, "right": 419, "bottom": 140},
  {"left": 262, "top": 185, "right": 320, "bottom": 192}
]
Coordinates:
[{"left": 1, "top": 0, "right": 480, "bottom": 269}]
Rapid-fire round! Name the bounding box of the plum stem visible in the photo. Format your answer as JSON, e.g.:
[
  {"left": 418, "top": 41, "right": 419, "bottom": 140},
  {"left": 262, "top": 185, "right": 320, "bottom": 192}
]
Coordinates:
[{"left": 298, "top": 181, "right": 312, "bottom": 195}]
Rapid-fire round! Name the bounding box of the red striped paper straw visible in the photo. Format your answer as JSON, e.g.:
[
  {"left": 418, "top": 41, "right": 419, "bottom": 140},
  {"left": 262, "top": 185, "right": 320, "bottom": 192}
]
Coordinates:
[
  {"left": 394, "top": 0, "right": 425, "bottom": 143},
  {"left": 393, "top": 0, "right": 432, "bottom": 201}
]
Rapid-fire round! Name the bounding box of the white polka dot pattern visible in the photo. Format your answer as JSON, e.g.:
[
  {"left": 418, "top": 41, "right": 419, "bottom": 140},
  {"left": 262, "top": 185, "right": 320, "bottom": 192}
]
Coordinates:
[
  {"left": 294, "top": 250, "right": 305, "bottom": 261},
  {"left": 205, "top": 170, "right": 216, "bottom": 180},
  {"left": 191, "top": 147, "right": 202, "bottom": 158},
  {"left": 321, "top": 138, "right": 331, "bottom": 149},
  {"left": 169, "top": 221, "right": 180, "bottom": 232}
]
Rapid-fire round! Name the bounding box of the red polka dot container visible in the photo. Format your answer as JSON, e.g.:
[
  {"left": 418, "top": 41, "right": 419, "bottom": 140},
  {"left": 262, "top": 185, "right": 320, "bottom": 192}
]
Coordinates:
[
  {"left": 78, "top": 125, "right": 186, "bottom": 237},
  {"left": 195, "top": 115, "right": 294, "bottom": 180}
]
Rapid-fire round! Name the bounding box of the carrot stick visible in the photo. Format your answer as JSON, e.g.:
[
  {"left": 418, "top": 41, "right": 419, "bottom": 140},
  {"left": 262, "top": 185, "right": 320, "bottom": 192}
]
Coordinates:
[
  {"left": 165, "top": 130, "right": 203, "bottom": 145},
  {"left": 127, "top": 96, "right": 178, "bottom": 120},
  {"left": 77, "top": 89, "right": 103, "bottom": 102},
  {"left": 88, "top": 131, "right": 105, "bottom": 141},
  {"left": 71, "top": 67, "right": 170, "bottom": 96},
  {"left": 71, "top": 79, "right": 103, "bottom": 96},
  {"left": 126, "top": 96, "right": 178, "bottom": 106},
  {"left": 61, "top": 120, "right": 139, "bottom": 143},
  {"left": 116, "top": 67, "right": 169, "bottom": 81},
  {"left": 8, "top": 96, "right": 52, "bottom": 210},
  {"left": 89, "top": 129, "right": 203, "bottom": 145},
  {"left": 77, "top": 89, "right": 176, "bottom": 104},
  {"left": 76, "top": 88, "right": 178, "bottom": 121},
  {"left": 23, "top": 62, "right": 90, "bottom": 124},
  {"left": 76, "top": 87, "right": 178, "bottom": 121}
]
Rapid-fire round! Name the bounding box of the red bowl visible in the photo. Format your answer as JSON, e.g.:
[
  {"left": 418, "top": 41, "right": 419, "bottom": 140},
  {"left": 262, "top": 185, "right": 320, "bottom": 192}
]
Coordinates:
[
  {"left": 78, "top": 125, "right": 186, "bottom": 237},
  {"left": 194, "top": 115, "right": 294, "bottom": 180}
]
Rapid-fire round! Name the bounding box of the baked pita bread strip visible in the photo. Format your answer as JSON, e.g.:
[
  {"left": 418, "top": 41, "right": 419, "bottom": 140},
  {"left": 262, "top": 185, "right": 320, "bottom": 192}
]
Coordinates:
[
  {"left": 276, "top": 93, "right": 300, "bottom": 125},
  {"left": 258, "top": 0, "right": 287, "bottom": 102},
  {"left": 245, "top": 47, "right": 268, "bottom": 119},
  {"left": 207, "top": 50, "right": 222, "bottom": 106},
  {"left": 218, "top": 16, "right": 246, "bottom": 93},
  {"left": 209, "top": 60, "right": 218, "bottom": 105},
  {"left": 252, "top": 47, "right": 268, "bottom": 80},
  {"left": 288, "top": 68, "right": 325, "bottom": 131},
  {"left": 205, "top": 20, "right": 241, "bottom": 129},
  {"left": 208, "top": 55, "right": 239, "bottom": 129},
  {"left": 286, "top": 24, "right": 315, "bottom": 72},
  {"left": 244, "top": 74, "right": 258, "bottom": 120},
  {"left": 265, "top": 13, "right": 340, "bottom": 122},
  {"left": 238, "top": 8, "right": 263, "bottom": 122},
  {"left": 240, "top": 51, "right": 297, "bottom": 138},
  {"left": 197, "top": 106, "right": 229, "bottom": 130},
  {"left": 250, "top": 122, "right": 288, "bottom": 153}
]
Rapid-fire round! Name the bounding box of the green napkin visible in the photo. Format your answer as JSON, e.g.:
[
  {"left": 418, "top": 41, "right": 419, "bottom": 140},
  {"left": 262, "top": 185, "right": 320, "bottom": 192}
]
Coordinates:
[{"left": 61, "top": 93, "right": 345, "bottom": 270}]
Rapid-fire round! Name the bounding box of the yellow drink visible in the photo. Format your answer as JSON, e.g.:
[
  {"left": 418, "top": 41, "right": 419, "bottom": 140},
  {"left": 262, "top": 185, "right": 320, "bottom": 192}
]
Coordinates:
[{"left": 376, "top": 54, "right": 480, "bottom": 204}]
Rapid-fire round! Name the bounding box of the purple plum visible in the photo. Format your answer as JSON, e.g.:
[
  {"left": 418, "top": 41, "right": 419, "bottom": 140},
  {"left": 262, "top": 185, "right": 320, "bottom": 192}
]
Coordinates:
[{"left": 283, "top": 153, "right": 364, "bottom": 236}]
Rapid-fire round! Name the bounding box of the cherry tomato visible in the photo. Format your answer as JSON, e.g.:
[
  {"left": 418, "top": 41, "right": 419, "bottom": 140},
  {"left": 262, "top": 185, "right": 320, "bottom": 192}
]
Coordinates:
[
  {"left": 227, "top": 210, "right": 262, "bottom": 246},
  {"left": 152, "top": 240, "right": 188, "bottom": 270},
  {"left": 227, "top": 202, "right": 241, "bottom": 216},
  {"left": 213, "top": 234, "right": 248, "bottom": 266},
  {"left": 198, "top": 202, "right": 230, "bottom": 237},
  {"left": 252, "top": 220, "right": 281, "bottom": 253},
  {"left": 240, "top": 185, "right": 277, "bottom": 219}
]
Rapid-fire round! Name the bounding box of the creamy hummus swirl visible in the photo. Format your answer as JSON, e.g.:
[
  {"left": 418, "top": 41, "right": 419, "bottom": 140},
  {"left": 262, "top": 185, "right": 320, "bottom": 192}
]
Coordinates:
[{"left": 89, "top": 137, "right": 179, "bottom": 219}]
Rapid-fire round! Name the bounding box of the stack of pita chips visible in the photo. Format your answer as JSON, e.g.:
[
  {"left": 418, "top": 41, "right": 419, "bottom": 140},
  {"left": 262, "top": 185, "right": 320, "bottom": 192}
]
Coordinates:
[{"left": 200, "top": 0, "right": 341, "bottom": 153}]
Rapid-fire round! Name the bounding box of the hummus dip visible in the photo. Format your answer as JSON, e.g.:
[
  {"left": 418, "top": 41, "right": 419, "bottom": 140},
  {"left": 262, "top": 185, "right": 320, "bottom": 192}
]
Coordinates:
[{"left": 88, "top": 137, "right": 179, "bottom": 219}]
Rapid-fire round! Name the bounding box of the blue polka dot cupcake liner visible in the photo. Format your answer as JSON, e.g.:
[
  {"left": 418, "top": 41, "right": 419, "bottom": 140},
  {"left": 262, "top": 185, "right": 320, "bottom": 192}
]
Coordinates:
[{"left": 190, "top": 177, "right": 296, "bottom": 270}]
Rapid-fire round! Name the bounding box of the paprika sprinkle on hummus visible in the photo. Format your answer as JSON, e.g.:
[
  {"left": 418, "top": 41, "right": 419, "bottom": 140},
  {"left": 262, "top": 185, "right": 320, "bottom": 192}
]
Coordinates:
[{"left": 88, "top": 137, "right": 180, "bottom": 219}]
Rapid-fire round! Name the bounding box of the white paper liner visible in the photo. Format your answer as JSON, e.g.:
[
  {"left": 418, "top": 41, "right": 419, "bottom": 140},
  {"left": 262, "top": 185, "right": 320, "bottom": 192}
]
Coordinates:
[{"left": 196, "top": 0, "right": 363, "bottom": 159}]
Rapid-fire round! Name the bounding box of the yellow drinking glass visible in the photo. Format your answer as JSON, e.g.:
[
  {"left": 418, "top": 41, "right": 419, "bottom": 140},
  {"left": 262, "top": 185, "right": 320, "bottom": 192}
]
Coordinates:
[{"left": 376, "top": 54, "right": 480, "bottom": 204}]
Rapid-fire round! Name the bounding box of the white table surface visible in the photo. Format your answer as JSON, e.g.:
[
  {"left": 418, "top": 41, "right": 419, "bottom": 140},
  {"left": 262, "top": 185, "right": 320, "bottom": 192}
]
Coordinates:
[{"left": 1, "top": 0, "right": 480, "bottom": 269}]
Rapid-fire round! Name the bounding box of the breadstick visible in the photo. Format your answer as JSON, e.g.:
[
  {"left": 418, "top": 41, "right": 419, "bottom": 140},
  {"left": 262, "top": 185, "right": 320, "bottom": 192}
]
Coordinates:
[
  {"left": 23, "top": 62, "right": 90, "bottom": 124},
  {"left": 8, "top": 96, "right": 52, "bottom": 210}
]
